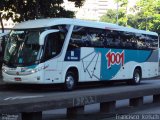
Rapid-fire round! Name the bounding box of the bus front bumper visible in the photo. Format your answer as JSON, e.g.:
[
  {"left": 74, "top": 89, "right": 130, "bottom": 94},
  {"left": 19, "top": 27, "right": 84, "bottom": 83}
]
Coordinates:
[{"left": 2, "top": 72, "right": 44, "bottom": 84}]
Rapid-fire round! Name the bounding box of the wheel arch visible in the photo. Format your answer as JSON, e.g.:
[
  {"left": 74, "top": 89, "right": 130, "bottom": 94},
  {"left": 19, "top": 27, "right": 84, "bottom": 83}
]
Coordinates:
[
  {"left": 63, "top": 66, "right": 79, "bottom": 83},
  {"left": 134, "top": 66, "right": 142, "bottom": 78}
]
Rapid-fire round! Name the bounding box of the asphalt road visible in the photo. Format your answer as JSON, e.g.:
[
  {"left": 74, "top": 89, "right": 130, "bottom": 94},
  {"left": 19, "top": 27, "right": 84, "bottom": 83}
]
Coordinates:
[
  {"left": 0, "top": 79, "right": 160, "bottom": 120},
  {"left": 0, "top": 79, "right": 158, "bottom": 105}
]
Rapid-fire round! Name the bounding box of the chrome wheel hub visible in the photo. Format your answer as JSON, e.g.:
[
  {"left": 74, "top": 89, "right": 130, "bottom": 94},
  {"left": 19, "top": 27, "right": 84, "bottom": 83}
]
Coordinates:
[
  {"left": 66, "top": 75, "right": 74, "bottom": 89},
  {"left": 134, "top": 72, "right": 140, "bottom": 83}
]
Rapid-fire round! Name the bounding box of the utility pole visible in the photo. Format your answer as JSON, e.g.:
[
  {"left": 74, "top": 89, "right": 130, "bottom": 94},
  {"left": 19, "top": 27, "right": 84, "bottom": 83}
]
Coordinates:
[
  {"left": 125, "top": 0, "right": 128, "bottom": 26},
  {"left": 116, "top": 1, "right": 119, "bottom": 25},
  {"left": 145, "top": 17, "right": 147, "bottom": 31}
]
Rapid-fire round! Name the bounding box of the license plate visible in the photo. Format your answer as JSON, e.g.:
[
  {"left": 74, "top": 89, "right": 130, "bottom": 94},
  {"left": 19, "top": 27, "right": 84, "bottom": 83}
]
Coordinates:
[{"left": 15, "top": 77, "right": 21, "bottom": 81}]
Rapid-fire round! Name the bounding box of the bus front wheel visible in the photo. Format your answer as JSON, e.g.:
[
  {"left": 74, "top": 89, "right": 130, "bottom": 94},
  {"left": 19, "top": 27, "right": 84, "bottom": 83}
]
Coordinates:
[
  {"left": 64, "top": 72, "right": 76, "bottom": 91},
  {"left": 130, "top": 69, "right": 141, "bottom": 85}
]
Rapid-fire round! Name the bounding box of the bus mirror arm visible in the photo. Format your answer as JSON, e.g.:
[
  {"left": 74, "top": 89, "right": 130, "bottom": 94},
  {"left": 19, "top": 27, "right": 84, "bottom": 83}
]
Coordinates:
[{"left": 39, "top": 29, "right": 59, "bottom": 45}]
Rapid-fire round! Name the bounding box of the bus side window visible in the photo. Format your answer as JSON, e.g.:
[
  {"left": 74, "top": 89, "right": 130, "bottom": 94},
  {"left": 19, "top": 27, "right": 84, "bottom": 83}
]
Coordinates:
[
  {"left": 44, "top": 32, "right": 64, "bottom": 61},
  {"left": 68, "top": 34, "right": 81, "bottom": 51},
  {"left": 68, "top": 27, "right": 88, "bottom": 50},
  {"left": 146, "top": 35, "right": 158, "bottom": 50},
  {"left": 106, "top": 31, "right": 116, "bottom": 48},
  {"left": 87, "top": 28, "right": 105, "bottom": 48},
  {"left": 137, "top": 34, "right": 147, "bottom": 49},
  {"left": 70, "top": 26, "right": 107, "bottom": 49},
  {"left": 120, "top": 32, "right": 137, "bottom": 49}
]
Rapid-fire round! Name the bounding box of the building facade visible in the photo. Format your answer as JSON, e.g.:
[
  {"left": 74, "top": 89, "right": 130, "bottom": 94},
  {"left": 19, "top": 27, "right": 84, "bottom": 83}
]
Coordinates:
[{"left": 63, "top": 0, "right": 137, "bottom": 21}]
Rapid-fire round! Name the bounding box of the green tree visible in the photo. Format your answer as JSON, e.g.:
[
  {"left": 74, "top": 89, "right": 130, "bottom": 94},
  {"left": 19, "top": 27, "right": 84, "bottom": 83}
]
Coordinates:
[
  {"left": 100, "top": 9, "right": 117, "bottom": 24},
  {"left": 100, "top": 0, "right": 160, "bottom": 34},
  {"left": 100, "top": 8, "right": 126, "bottom": 26},
  {"left": 0, "top": 0, "right": 12, "bottom": 33},
  {"left": 0, "top": 0, "right": 85, "bottom": 23},
  {"left": 134, "top": 0, "right": 160, "bottom": 33},
  {"left": 114, "top": 0, "right": 128, "bottom": 25},
  {"left": 101, "top": 0, "right": 128, "bottom": 26}
]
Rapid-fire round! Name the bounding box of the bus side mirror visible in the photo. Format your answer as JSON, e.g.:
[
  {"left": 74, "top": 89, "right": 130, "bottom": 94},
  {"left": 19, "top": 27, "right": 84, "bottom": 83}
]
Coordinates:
[{"left": 39, "top": 29, "right": 59, "bottom": 45}]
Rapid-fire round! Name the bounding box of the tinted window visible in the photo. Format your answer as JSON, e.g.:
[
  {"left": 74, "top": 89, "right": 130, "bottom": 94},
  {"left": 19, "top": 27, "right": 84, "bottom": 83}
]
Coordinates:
[
  {"left": 43, "top": 32, "right": 65, "bottom": 61},
  {"left": 120, "top": 32, "right": 137, "bottom": 49},
  {"left": 88, "top": 28, "right": 105, "bottom": 47},
  {"left": 146, "top": 35, "right": 158, "bottom": 49},
  {"left": 69, "top": 26, "right": 106, "bottom": 49},
  {"left": 106, "top": 31, "right": 121, "bottom": 48},
  {"left": 69, "top": 26, "right": 158, "bottom": 50}
]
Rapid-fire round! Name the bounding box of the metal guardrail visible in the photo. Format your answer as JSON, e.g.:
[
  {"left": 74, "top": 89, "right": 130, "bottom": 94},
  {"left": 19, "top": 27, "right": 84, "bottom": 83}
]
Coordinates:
[{"left": 1, "top": 82, "right": 160, "bottom": 120}]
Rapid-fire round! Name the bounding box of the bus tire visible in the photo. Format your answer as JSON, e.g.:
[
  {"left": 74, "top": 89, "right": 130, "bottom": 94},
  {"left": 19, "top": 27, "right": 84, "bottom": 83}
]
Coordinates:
[
  {"left": 64, "top": 71, "right": 76, "bottom": 91},
  {"left": 130, "top": 69, "right": 141, "bottom": 85}
]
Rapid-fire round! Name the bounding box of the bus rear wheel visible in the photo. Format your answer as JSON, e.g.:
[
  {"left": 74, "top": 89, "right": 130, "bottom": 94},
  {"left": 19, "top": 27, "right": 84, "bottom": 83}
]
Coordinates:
[
  {"left": 64, "top": 72, "right": 76, "bottom": 91},
  {"left": 130, "top": 69, "right": 141, "bottom": 85}
]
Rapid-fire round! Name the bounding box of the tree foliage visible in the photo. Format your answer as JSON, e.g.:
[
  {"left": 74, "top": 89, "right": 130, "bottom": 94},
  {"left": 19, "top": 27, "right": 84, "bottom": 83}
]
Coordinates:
[
  {"left": 101, "top": 0, "right": 128, "bottom": 26},
  {"left": 0, "top": 0, "right": 85, "bottom": 32},
  {"left": 134, "top": 0, "right": 160, "bottom": 33},
  {"left": 100, "top": 8, "right": 126, "bottom": 26},
  {"left": 100, "top": 9, "right": 117, "bottom": 24},
  {"left": 0, "top": 0, "right": 14, "bottom": 32},
  {"left": 1, "top": 0, "right": 85, "bottom": 22},
  {"left": 100, "top": 0, "right": 160, "bottom": 33}
]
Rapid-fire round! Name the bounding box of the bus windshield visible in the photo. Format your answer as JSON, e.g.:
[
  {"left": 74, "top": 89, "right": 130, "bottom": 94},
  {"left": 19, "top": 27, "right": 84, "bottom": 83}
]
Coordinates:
[{"left": 4, "top": 30, "right": 42, "bottom": 67}]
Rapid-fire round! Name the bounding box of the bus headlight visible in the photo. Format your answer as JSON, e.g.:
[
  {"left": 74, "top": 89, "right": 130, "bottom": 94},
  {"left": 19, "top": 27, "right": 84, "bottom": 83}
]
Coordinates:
[
  {"left": 29, "top": 67, "right": 43, "bottom": 74},
  {"left": 2, "top": 68, "right": 7, "bottom": 73},
  {"left": 31, "top": 69, "right": 36, "bottom": 73},
  {"left": 30, "top": 69, "right": 38, "bottom": 74},
  {"left": 28, "top": 66, "right": 47, "bottom": 74}
]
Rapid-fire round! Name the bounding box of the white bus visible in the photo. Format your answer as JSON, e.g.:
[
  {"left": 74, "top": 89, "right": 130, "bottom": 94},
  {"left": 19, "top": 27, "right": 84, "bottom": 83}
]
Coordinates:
[{"left": 2, "top": 18, "right": 159, "bottom": 90}]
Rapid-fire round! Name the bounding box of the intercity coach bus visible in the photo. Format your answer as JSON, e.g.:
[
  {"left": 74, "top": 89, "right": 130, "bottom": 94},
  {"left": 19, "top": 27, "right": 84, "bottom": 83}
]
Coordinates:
[{"left": 2, "top": 18, "right": 159, "bottom": 90}]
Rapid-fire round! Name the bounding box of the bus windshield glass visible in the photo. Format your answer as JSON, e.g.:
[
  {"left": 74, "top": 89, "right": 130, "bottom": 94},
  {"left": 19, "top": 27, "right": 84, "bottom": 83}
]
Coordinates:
[{"left": 4, "top": 30, "right": 42, "bottom": 67}]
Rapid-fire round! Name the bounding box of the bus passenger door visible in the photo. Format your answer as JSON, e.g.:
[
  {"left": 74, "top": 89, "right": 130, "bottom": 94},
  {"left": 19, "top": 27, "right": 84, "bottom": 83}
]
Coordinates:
[{"left": 43, "top": 32, "right": 61, "bottom": 83}]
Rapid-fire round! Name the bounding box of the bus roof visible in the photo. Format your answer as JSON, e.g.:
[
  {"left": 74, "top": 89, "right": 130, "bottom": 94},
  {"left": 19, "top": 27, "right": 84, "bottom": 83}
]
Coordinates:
[{"left": 13, "top": 18, "right": 158, "bottom": 36}]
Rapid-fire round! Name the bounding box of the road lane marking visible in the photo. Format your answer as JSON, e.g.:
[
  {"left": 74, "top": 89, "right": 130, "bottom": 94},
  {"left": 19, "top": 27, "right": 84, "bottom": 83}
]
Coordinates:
[{"left": 4, "top": 95, "right": 44, "bottom": 101}]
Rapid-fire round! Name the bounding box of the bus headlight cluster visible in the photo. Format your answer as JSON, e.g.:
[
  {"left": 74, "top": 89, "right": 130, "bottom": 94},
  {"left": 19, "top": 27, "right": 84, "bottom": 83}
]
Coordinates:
[
  {"left": 29, "top": 68, "right": 40, "bottom": 74},
  {"left": 2, "top": 66, "right": 7, "bottom": 73},
  {"left": 2, "top": 68, "right": 7, "bottom": 73},
  {"left": 29, "top": 66, "right": 46, "bottom": 74},
  {"left": 31, "top": 69, "right": 38, "bottom": 73}
]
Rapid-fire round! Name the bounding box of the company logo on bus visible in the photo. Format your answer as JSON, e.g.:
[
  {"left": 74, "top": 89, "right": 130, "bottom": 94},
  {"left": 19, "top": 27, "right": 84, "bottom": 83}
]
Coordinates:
[
  {"left": 106, "top": 50, "right": 124, "bottom": 69},
  {"left": 16, "top": 72, "right": 19, "bottom": 75}
]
